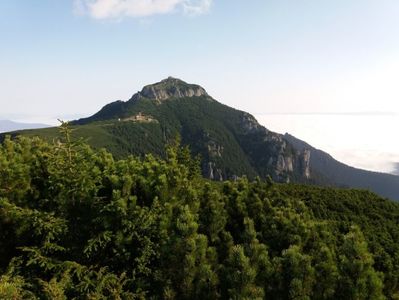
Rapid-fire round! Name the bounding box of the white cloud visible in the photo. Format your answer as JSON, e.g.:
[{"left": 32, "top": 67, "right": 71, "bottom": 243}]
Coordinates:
[
  {"left": 182, "top": 0, "right": 212, "bottom": 16},
  {"left": 74, "top": 0, "right": 212, "bottom": 19}
]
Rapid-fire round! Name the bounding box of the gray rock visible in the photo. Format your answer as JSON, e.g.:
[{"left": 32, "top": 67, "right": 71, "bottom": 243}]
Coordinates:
[
  {"left": 301, "top": 149, "right": 311, "bottom": 179},
  {"left": 207, "top": 162, "right": 215, "bottom": 180},
  {"left": 241, "top": 113, "right": 262, "bottom": 133},
  {"left": 285, "top": 156, "right": 294, "bottom": 172},
  {"left": 207, "top": 161, "right": 223, "bottom": 181},
  {"left": 140, "top": 77, "right": 208, "bottom": 102},
  {"left": 208, "top": 141, "right": 224, "bottom": 158}
]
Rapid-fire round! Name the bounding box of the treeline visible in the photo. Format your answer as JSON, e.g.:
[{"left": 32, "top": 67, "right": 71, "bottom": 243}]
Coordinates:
[{"left": 0, "top": 124, "right": 398, "bottom": 299}]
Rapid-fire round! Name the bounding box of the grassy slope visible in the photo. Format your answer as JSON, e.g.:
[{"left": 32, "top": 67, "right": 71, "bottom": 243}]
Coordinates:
[
  {"left": 4, "top": 96, "right": 399, "bottom": 201},
  {"left": 8, "top": 97, "right": 262, "bottom": 178}
]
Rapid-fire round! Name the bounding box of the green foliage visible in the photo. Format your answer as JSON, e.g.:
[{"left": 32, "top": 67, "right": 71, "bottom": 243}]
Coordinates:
[
  {"left": 224, "top": 244, "right": 264, "bottom": 300},
  {"left": 337, "top": 226, "right": 385, "bottom": 300},
  {"left": 4, "top": 89, "right": 399, "bottom": 201},
  {"left": 1, "top": 129, "right": 398, "bottom": 299},
  {"left": 0, "top": 274, "right": 35, "bottom": 299},
  {"left": 7, "top": 96, "right": 294, "bottom": 181}
]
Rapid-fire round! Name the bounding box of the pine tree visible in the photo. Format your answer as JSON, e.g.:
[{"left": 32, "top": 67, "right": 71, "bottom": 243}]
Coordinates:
[
  {"left": 337, "top": 226, "right": 385, "bottom": 300},
  {"left": 223, "top": 244, "right": 264, "bottom": 300}
]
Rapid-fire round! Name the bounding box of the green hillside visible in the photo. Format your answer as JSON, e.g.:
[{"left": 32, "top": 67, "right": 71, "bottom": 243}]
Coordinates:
[
  {"left": 4, "top": 77, "right": 399, "bottom": 201},
  {"left": 1, "top": 131, "right": 398, "bottom": 299},
  {"left": 10, "top": 82, "right": 310, "bottom": 183}
]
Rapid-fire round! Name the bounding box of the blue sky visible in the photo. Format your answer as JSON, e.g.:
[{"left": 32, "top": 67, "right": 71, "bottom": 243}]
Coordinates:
[{"left": 1, "top": 0, "right": 399, "bottom": 172}]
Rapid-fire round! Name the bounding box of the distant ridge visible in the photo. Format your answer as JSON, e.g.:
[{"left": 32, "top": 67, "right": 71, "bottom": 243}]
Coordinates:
[{"left": 0, "top": 120, "right": 50, "bottom": 133}]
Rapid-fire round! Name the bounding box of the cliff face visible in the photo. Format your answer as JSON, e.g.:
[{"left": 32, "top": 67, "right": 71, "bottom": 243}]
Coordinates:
[
  {"left": 301, "top": 149, "right": 311, "bottom": 179},
  {"left": 139, "top": 77, "right": 208, "bottom": 102},
  {"left": 237, "top": 111, "right": 311, "bottom": 182},
  {"left": 265, "top": 141, "right": 311, "bottom": 182}
]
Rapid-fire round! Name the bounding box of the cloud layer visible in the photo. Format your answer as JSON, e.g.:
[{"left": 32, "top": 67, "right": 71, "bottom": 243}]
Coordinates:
[{"left": 74, "top": 0, "right": 212, "bottom": 19}]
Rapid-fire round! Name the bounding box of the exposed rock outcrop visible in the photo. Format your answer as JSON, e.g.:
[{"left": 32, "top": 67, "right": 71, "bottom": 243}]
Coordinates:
[
  {"left": 207, "top": 141, "right": 224, "bottom": 158},
  {"left": 301, "top": 149, "right": 311, "bottom": 179},
  {"left": 139, "top": 77, "right": 208, "bottom": 102},
  {"left": 241, "top": 113, "right": 262, "bottom": 133},
  {"left": 207, "top": 162, "right": 223, "bottom": 181}
]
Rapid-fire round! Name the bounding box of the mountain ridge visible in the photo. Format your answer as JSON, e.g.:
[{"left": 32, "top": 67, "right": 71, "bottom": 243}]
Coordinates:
[
  {"left": 3, "top": 77, "right": 399, "bottom": 200},
  {"left": 74, "top": 77, "right": 211, "bottom": 125}
]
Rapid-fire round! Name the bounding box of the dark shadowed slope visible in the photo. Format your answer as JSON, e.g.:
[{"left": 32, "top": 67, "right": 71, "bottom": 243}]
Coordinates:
[{"left": 284, "top": 133, "right": 399, "bottom": 201}]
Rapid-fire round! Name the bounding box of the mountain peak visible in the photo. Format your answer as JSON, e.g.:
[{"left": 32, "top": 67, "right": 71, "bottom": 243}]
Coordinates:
[{"left": 137, "top": 77, "right": 208, "bottom": 102}]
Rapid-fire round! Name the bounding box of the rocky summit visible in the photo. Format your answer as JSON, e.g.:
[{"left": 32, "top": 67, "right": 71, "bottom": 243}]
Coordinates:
[{"left": 137, "top": 77, "right": 208, "bottom": 102}]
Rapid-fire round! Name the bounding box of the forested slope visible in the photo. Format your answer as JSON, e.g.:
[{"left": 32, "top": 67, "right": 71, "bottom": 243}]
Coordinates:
[
  {"left": 5, "top": 77, "right": 399, "bottom": 201},
  {"left": 1, "top": 125, "right": 398, "bottom": 299}
]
